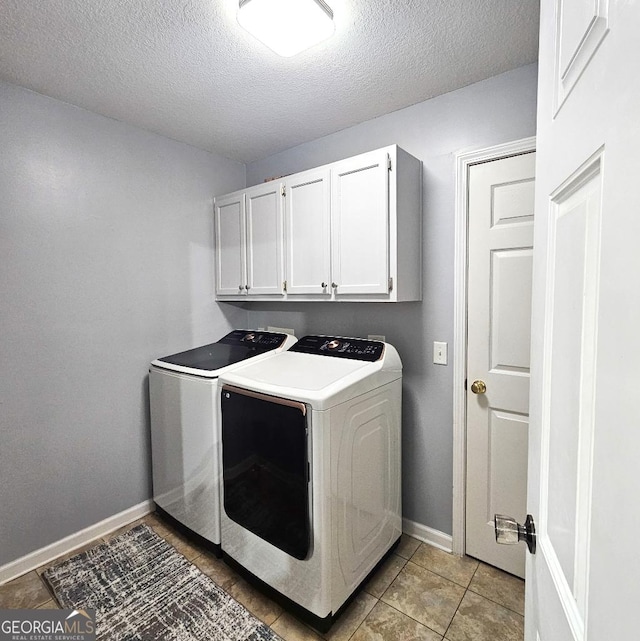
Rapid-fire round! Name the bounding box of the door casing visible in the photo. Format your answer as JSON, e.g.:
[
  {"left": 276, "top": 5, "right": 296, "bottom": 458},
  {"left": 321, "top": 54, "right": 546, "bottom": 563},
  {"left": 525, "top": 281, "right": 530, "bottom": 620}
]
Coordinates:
[{"left": 452, "top": 136, "right": 536, "bottom": 556}]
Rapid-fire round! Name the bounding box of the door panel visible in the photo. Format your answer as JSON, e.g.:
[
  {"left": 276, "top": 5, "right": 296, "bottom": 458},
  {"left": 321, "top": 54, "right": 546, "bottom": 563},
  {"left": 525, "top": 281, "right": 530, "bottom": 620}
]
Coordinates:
[
  {"left": 214, "top": 192, "right": 246, "bottom": 296},
  {"left": 285, "top": 168, "right": 331, "bottom": 295},
  {"left": 488, "top": 410, "right": 529, "bottom": 527},
  {"left": 490, "top": 248, "right": 533, "bottom": 374},
  {"left": 466, "top": 151, "right": 535, "bottom": 578},
  {"left": 331, "top": 150, "right": 389, "bottom": 295},
  {"left": 492, "top": 179, "right": 535, "bottom": 226},
  {"left": 554, "top": 0, "right": 609, "bottom": 109},
  {"left": 558, "top": 3, "right": 599, "bottom": 72},
  {"left": 245, "top": 183, "right": 283, "bottom": 296},
  {"left": 532, "top": 156, "right": 602, "bottom": 638}
]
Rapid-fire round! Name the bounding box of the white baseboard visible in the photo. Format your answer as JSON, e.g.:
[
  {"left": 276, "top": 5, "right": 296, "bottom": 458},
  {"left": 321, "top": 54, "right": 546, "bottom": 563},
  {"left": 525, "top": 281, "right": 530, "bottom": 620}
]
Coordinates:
[
  {"left": 2, "top": 505, "right": 452, "bottom": 585},
  {"left": 0, "top": 500, "right": 154, "bottom": 585},
  {"left": 402, "top": 518, "right": 453, "bottom": 553}
]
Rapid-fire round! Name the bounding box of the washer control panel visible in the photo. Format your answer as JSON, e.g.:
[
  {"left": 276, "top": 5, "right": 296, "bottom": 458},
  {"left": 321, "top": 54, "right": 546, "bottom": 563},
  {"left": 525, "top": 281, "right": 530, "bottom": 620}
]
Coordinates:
[{"left": 289, "top": 335, "right": 384, "bottom": 361}]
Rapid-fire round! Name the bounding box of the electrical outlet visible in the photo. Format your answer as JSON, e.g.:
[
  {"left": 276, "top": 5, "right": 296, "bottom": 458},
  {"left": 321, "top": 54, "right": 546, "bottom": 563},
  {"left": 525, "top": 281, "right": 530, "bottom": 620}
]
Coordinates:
[{"left": 433, "top": 341, "right": 448, "bottom": 365}]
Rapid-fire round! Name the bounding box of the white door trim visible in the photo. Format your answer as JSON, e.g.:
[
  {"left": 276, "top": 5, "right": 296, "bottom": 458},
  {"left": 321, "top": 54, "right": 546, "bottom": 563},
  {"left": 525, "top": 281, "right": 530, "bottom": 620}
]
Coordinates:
[{"left": 452, "top": 136, "right": 536, "bottom": 556}]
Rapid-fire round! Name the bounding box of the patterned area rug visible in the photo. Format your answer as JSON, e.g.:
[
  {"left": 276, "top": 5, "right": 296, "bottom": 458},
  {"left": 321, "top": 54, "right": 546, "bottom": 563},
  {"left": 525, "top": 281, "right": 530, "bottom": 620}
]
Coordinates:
[{"left": 43, "top": 524, "right": 282, "bottom": 641}]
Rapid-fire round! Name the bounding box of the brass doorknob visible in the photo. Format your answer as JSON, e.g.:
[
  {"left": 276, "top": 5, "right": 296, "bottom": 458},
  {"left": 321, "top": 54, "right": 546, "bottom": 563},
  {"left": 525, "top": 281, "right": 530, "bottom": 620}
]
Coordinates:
[{"left": 470, "top": 380, "right": 486, "bottom": 394}]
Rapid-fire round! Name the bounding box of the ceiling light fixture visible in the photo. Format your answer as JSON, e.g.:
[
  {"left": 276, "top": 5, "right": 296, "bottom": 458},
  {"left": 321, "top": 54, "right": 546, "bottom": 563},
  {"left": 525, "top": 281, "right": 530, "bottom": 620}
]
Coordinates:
[{"left": 237, "top": 0, "right": 335, "bottom": 58}]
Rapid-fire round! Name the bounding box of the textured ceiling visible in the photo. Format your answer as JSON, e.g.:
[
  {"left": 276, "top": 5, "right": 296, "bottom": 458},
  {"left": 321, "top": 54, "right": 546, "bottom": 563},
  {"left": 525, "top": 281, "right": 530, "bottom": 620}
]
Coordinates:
[{"left": 0, "top": 0, "right": 539, "bottom": 162}]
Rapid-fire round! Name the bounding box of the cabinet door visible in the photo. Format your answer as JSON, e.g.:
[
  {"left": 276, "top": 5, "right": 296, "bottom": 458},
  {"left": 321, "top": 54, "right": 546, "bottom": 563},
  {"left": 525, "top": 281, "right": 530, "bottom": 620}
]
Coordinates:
[
  {"left": 245, "top": 183, "right": 284, "bottom": 296},
  {"left": 284, "top": 168, "right": 331, "bottom": 295},
  {"left": 331, "top": 149, "right": 390, "bottom": 295},
  {"left": 214, "top": 192, "right": 246, "bottom": 296}
]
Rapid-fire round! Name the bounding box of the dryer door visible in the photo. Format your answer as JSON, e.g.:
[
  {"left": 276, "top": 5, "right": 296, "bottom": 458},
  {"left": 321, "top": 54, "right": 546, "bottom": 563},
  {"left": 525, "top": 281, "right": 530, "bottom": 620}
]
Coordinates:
[{"left": 221, "top": 385, "right": 310, "bottom": 560}]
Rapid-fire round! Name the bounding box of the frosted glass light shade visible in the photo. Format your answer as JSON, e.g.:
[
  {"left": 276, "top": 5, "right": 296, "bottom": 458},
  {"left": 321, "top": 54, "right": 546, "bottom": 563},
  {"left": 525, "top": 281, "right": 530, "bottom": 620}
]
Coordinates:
[{"left": 238, "top": 0, "right": 335, "bottom": 57}]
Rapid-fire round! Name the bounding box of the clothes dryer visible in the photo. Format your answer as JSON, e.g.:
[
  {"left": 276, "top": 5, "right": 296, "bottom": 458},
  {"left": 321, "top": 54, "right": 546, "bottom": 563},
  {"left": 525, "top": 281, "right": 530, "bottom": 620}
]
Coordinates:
[
  {"left": 149, "top": 330, "right": 296, "bottom": 554},
  {"left": 218, "top": 335, "right": 402, "bottom": 630}
]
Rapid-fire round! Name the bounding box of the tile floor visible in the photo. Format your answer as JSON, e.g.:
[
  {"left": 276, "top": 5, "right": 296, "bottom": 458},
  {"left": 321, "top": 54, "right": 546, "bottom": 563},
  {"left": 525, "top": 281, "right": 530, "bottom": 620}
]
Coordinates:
[{"left": 0, "top": 513, "right": 524, "bottom": 641}]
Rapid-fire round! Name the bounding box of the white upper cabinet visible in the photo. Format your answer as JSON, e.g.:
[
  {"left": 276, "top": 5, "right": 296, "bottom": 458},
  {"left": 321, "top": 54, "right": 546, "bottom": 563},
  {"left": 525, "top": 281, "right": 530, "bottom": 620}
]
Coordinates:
[
  {"left": 214, "top": 145, "right": 422, "bottom": 302},
  {"left": 330, "top": 149, "right": 389, "bottom": 296},
  {"left": 284, "top": 167, "right": 331, "bottom": 296},
  {"left": 245, "top": 182, "right": 284, "bottom": 296},
  {"left": 214, "top": 182, "right": 284, "bottom": 298},
  {"left": 214, "top": 191, "right": 246, "bottom": 296}
]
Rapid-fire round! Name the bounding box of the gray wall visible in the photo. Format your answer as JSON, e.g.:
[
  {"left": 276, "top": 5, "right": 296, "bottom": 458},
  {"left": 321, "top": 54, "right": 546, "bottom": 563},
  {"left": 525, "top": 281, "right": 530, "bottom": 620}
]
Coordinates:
[
  {"left": 0, "top": 81, "right": 245, "bottom": 565},
  {"left": 1, "top": 63, "right": 537, "bottom": 566},
  {"left": 242, "top": 64, "right": 538, "bottom": 535}
]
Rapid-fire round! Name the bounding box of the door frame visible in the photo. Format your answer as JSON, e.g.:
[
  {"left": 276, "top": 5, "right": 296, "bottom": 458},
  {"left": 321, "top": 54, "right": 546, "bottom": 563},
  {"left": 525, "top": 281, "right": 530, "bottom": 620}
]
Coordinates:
[{"left": 451, "top": 136, "right": 536, "bottom": 556}]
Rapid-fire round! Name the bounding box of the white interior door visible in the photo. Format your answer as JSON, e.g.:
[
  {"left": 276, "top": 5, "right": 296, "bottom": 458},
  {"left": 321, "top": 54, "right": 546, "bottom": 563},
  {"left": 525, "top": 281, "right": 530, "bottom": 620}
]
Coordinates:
[
  {"left": 465, "top": 152, "right": 536, "bottom": 578},
  {"left": 526, "top": 0, "right": 640, "bottom": 639}
]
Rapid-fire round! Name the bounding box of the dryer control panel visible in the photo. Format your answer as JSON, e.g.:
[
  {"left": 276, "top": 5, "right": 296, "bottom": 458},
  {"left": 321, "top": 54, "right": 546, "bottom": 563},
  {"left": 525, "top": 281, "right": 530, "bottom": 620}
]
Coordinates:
[{"left": 289, "top": 335, "right": 384, "bottom": 361}]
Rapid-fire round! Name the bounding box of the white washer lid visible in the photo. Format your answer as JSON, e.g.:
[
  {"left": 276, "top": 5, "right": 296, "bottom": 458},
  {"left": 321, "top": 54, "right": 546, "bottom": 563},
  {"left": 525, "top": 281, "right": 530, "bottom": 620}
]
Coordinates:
[{"left": 219, "top": 344, "right": 402, "bottom": 409}]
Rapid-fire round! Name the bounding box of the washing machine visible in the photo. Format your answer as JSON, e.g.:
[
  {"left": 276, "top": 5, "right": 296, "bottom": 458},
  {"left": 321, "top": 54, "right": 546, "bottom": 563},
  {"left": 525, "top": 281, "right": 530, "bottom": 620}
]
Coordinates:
[
  {"left": 218, "top": 335, "right": 402, "bottom": 631},
  {"left": 149, "top": 330, "right": 297, "bottom": 554}
]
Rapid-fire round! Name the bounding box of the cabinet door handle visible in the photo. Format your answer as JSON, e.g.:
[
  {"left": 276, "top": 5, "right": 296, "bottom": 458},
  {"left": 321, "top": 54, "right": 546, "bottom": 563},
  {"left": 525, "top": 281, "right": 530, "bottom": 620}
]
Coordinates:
[
  {"left": 331, "top": 282, "right": 338, "bottom": 289},
  {"left": 245, "top": 285, "right": 250, "bottom": 290},
  {"left": 239, "top": 284, "right": 243, "bottom": 291},
  {"left": 321, "top": 282, "right": 328, "bottom": 288}
]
